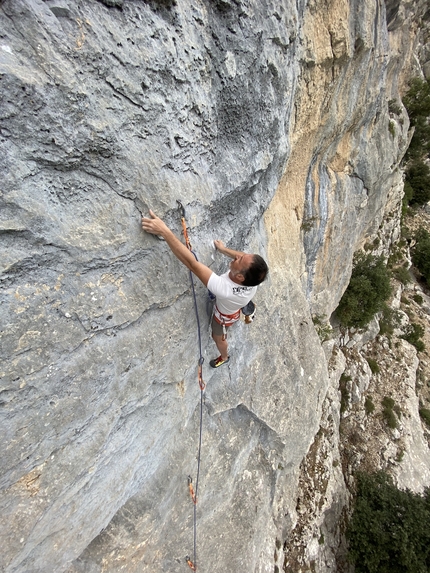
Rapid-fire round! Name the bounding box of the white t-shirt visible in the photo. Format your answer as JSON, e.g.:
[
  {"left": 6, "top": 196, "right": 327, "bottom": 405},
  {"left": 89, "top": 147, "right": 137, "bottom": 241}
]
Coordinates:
[{"left": 207, "top": 271, "right": 257, "bottom": 315}]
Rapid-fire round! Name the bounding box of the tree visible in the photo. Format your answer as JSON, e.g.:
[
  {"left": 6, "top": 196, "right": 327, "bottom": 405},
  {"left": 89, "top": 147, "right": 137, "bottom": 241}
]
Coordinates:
[
  {"left": 336, "top": 253, "right": 391, "bottom": 328},
  {"left": 347, "top": 472, "right": 430, "bottom": 573},
  {"left": 412, "top": 227, "right": 430, "bottom": 284},
  {"left": 405, "top": 161, "right": 430, "bottom": 205},
  {"left": 403, "top": 78, "right": 430, "bottom": 123},
  {"left": 402, "top": 78, "right": 430, "bottom": 204}
]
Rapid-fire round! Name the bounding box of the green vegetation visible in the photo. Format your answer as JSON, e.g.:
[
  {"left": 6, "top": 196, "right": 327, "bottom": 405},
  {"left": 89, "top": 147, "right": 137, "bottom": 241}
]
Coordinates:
[
  {"left": 388, "top": 98, "right": 402, "bottom": 116},
  {"left": 382, "top": 396, "right": 398, "bottom": 429},
  {"left": 402, "top": 78, "right": 430, "bottom": 206},
  {"left": 403, "top": 77, "right": 430, "bottom": 160},
  {"left": 312, "top": 315, "right": 332, "bottom": 342},
  {"left": 340, "top": 373, "right": 352, "bottom": 414},
  {"left": 404, "top": 161, "right": 430, "bottom": 205},
  {"left": 392, "top": 264, "right": 411, "bottom": 285},
  {"left": 413, "top": 293, "right": 424, "bottom": 305},
  {"left": 401, "top": 322, "right": 425, "bottom": 352},
  {"left": 379, "top": 305, "right": 401, "bottom": 336},
  {"left": 366, "top": 357, "right": 380, "bottom": 374},
  {"left": 412, "top": 227, "right": 430, "bottom": 285},
  {"left": 419, "top": 407, "right": 430, "bottom": 428},
  {"left": 336, "top": 253, "right": 391, "bottom": 328},
  {"left": 364, "top": 396, "right": 375, "bottom": 415},
  {"left": 347, "top": 471, "right": 430, "bottom": 573}
]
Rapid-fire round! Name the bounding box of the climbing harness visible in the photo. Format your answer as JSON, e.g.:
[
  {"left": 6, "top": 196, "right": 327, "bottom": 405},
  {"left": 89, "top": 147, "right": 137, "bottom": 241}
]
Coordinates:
[
  {"left": 213, "top": 301, "right": 256, "bottom": 339},
  {"left": 214, "top": 306, "right": 241, "bottom": 327},
  {"left": 178, "top": 200, "right": 205, "bottom": 571},
  {"left": 213, "top": 306, "right": 240, "bottom": 340}
]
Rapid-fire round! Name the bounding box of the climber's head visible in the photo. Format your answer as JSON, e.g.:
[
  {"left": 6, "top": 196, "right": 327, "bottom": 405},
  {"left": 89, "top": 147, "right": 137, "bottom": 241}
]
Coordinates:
[{"left": 230, "top": 254, "right": 268, "bottom": 286}]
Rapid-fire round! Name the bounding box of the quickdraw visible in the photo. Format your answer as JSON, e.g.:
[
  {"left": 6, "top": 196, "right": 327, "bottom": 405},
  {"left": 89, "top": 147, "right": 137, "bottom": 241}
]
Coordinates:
[
  {"left": 198, "top": 359, "right": 205, "bottom": 392},
  {"left": 178, "top": 200, "right": 192, "bottom": 250},
  {"left": 188, "top": 475, "right": 197, "bottom": 504},
  {"left": 186, "top": 556, "right": 197, "bottom": 571}
]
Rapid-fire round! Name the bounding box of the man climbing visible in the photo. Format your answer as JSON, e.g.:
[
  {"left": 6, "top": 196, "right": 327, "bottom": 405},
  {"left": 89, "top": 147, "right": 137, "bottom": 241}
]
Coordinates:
[{"left": 141, "top": 210, "right": 268, "bottom": 368}]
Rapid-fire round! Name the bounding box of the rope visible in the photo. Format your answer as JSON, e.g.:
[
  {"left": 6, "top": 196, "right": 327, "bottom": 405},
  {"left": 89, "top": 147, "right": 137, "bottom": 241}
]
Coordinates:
[{"left": 177, "top": 201, "right": 205, "bottom": 572}]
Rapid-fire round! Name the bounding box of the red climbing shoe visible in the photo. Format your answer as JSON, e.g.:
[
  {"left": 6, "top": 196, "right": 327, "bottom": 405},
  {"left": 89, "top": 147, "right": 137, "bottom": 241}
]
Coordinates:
[{"left": 209, "top": 356, "right": 230, "bottom": 368}]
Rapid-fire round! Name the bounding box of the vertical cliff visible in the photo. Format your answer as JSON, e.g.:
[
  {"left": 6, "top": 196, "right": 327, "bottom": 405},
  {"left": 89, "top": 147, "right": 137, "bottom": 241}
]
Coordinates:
[{"left": 0, "top": 1, "right": 426, "bottom": 572}]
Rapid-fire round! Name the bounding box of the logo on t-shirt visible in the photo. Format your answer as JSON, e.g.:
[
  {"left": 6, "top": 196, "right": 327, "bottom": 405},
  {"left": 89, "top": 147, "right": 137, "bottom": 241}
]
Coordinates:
[{"left": 232, "top": 286, "right": 250, "bottom": 294}]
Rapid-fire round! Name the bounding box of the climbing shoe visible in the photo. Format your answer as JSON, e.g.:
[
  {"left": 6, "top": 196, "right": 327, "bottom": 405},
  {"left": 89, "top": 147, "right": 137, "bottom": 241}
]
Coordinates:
[{"left": 209, "top": 356, "right": 230, "bottom": 369}]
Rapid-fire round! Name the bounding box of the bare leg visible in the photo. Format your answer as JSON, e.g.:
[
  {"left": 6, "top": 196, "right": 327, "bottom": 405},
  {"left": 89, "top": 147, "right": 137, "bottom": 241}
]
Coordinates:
[{"left": 212, "top": 332, "right": 229, "bottom": 361}]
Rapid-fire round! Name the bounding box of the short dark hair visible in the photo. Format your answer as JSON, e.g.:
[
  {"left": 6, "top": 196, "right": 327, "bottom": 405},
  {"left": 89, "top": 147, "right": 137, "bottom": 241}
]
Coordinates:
[{"left": 242, "top": 255, "right": 268, "bottom": 287}]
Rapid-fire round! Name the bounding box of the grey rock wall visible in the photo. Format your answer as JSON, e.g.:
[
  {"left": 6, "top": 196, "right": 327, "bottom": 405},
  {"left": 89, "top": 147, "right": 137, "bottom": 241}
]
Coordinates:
[{"left": 0, "top": 0, "right": 420, "bottom": 572}]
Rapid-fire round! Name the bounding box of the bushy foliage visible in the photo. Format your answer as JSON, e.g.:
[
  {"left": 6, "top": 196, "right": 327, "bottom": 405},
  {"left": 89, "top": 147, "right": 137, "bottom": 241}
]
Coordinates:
[
  {"left": 392, "top": 264, "right": 412, "bottom": 284},
  {"left": 366, "top": 357, "right": 380, "bottom": 374},
  {"left": 347, "top": 471, "right": 430, "bottom": 573},
  {"left": 420, "top": 408, "right": 430, "bottom": 428},
  {"left": 364, "top": 396, "right": 375, "bottom": 415},
  {"left": 405, "top": 161, "right": 430, "bottom": 205},
  {"left": 402, "top": 78, "right": 430, "bottom": 206},
  {"left": 336, "top": 253, "right": 391, "bottom": 328},
  {"left": 401, "top": 322, "right": 425, "bottom": 351},
  {"left": 412, "top": 227, "right": 430, "bottom": 285},
  {"left": 382, "top": 396, "right": 398, "bottom": 429},
  {"left": 379, "top": 305, "right": 401, "bottom": 336},
  {"left": 403, "top": 78, "right": 430, "bottom": 120},
  {"left": 413, "top": 293, "right": 424, "bottom": 305},
  {"left": 403, "top": 77, "right": 430, "bottom": 161}
]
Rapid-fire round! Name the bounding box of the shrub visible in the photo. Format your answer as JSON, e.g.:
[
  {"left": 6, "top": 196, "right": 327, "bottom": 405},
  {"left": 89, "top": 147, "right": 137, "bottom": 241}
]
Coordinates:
[
  {"left": 336, "top": 253, "right": 391, "bottom": 328},
  {"left": 365, "top": 396, "right": 375, "bottom": 415},
  {"left": 366, "top": 357, "right": 380, "bottom": 374},
  {"left": 379, "top": 305, "right": 401, "bottom": 336},
  {"left": 405, "top": 160, "right": 430, "bottom": 205},
  {"left": 401, "top": 322, "right": 425, "bottom": 351},
  {"left": 347, "top": 471, "right": 430, "bottom": 573},
  {"left": 419, "top": 408, "right": 430, "bottom": 428},
  {"left": 382, "top": 396, "right": 395, "bottom": 409},
  {"left": 403, "top": 77, "right": 430, "bottom": 161},
  {"left": 388, "top": 99, "right": 402, "bottom": 115},
  {"left": 403, "top": 77, "right": 430, "bottom": 120},
  {"left": 383, "top": 408, "right": 398, "bottom": 429},
  {"left": 340, "top": 373, "right": 352, "bottom": 414},
  {"left": 413, "top": 293, "right": 423, "bottom": 304},
  {"left": 393, "top": 265, "right": 411, "bottom": 285},
  {"left": 382, "top": 396, "right": 398, "bottom": 429},
  {"left": 412, "top": 227, "right": 430, "bottom": 285},
  {"left": 312, "top": 315, "right": 332, "bottom": 342},
  {"left": 402, "top": 181, "right": 414, "bottom": 214}
]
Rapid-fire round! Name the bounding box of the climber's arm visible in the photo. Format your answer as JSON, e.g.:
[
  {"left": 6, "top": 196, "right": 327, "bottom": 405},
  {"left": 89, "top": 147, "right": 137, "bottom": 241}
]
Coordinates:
[
  {"left": 142, "top": 210, "right": 213, "bottom": 287},
  {"left": 214, "top": 240, "right": 246, "bottom": 259}
]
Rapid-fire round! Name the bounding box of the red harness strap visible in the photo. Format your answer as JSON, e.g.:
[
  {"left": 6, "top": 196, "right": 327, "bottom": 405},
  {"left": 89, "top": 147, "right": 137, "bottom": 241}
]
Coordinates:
[{"left": 213, "top": 305, "right": 240, "bottom": 326}]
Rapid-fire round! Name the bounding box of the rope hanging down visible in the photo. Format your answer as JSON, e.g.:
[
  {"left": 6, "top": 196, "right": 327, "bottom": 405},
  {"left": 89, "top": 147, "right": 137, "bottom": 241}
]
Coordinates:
[{"left": 177, "top": 200, "right": 205, "bottom": 572}]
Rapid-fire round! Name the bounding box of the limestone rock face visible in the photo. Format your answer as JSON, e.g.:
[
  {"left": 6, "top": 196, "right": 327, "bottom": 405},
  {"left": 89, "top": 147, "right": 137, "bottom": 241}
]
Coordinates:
[{"left": 0, "top": 1, "right": 426, "bottom": 572}]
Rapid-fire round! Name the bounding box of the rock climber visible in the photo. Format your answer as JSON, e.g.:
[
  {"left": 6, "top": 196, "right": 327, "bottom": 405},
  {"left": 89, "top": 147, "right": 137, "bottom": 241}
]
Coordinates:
[{"left": 141, "top": 209, "right": 268, "bottom": 368}]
